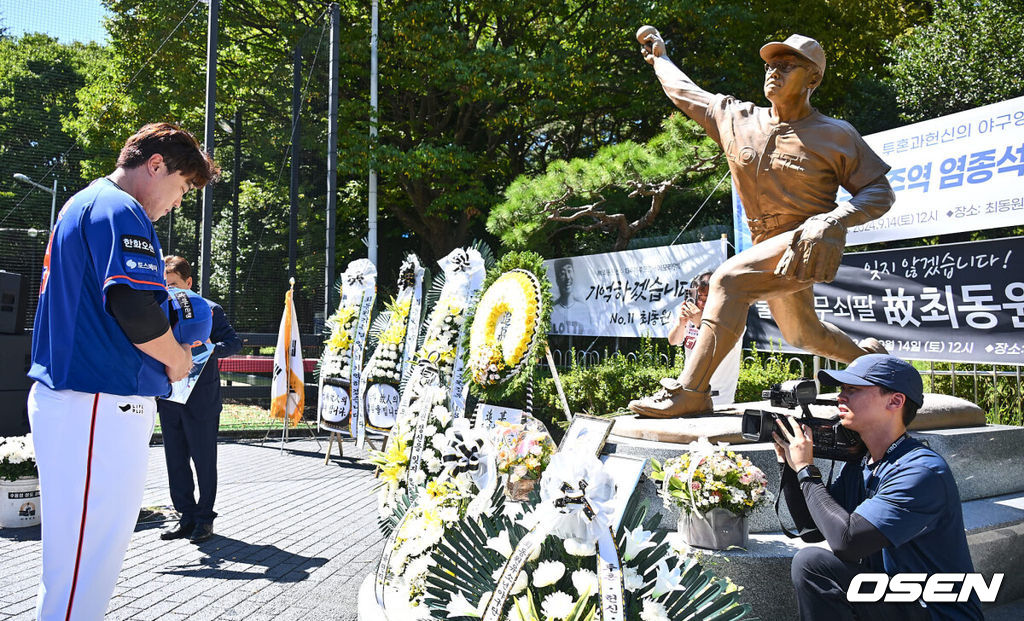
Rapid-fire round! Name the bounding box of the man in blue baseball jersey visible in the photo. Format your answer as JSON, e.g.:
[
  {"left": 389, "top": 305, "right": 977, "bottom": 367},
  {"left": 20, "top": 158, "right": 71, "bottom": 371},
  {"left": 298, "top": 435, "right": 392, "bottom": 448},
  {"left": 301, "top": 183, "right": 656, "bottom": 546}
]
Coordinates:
[
  {"left": 158, "top": 255, "right": 241, "bottom": 544},
  {"left": 28, "top": 123, "right": 218, "bottom": 620}
]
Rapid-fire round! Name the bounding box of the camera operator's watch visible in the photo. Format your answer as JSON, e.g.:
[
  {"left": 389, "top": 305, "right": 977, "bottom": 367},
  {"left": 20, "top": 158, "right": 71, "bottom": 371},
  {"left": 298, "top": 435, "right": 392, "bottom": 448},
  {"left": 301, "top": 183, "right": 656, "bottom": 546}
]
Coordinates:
[{"left": 797, "top": 465, "right": 823, "bottom": 485}]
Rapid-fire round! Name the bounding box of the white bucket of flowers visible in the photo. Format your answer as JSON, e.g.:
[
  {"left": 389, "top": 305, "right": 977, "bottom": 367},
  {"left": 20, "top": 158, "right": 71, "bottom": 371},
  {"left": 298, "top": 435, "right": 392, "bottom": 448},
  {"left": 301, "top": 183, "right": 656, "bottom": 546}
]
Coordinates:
[{"left": 0, "top": 434, "right": 40, "bottom": 528}]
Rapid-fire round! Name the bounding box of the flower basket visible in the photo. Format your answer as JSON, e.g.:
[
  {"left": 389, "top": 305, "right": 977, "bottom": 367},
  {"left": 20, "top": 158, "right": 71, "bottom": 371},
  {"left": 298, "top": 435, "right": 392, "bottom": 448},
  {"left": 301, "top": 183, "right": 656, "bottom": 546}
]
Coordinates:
[
  {"left": 651, "top": 438, "right": 770, "bottom": 551},
  {"left": 678, "top": 508, "right": 747, "bottom": 550},
  {"left": 0, "top": 477, "right": 40, "bottom": 528}
]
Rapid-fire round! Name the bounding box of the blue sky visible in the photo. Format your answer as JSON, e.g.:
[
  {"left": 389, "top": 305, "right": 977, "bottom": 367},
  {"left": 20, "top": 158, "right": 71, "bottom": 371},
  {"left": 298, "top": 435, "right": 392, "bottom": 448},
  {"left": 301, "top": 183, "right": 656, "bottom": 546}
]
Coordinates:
[{"left": 1, "top": 0, "right": 111, "bottom": 44}]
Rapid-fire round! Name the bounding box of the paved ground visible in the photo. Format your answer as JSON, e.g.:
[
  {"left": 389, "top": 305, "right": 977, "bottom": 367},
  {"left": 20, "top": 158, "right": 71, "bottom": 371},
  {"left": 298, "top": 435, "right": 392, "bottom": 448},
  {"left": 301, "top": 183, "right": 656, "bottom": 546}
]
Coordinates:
[
  {"left": 0, "top": 437, "right": 383, "bottom": 620},
  {"left": 3, "top": 436, "right": 1023, "bottom": 620}
]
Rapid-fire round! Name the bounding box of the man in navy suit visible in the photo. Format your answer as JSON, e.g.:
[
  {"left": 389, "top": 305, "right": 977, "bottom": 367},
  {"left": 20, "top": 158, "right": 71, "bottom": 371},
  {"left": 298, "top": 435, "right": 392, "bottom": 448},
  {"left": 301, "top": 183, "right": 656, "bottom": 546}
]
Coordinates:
[{"left": 158, "top": 255, "right": 242, "bottom": 543}]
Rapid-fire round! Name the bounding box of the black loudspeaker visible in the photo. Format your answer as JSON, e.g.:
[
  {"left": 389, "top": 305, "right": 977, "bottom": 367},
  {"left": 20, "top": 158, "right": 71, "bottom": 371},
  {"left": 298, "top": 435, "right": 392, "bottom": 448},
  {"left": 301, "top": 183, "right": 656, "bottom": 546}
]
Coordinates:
[
  {"left": 0, "top": 271, "right": 27, "bottom": 335},
  {"left": 0, "top": 333, "right": 32, "bottom": 391},
  {"left": 0, "top": 390, "right": 30, "bottom": 437}
]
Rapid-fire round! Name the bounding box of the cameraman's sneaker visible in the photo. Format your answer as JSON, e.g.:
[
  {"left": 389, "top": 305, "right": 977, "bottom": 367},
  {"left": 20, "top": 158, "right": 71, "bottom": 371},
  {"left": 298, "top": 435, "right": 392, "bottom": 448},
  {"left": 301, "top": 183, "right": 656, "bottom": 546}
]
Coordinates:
[
  {"left": 857, "top": 338, "right": 888, "bottom": 355},
  {"left": 627, "top": 378, "right": 713, "bottom": 418}
]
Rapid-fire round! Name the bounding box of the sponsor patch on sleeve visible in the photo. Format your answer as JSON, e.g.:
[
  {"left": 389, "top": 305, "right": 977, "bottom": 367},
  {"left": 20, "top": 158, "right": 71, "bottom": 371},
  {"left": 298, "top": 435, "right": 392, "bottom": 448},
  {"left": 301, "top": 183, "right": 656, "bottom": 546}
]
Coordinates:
[
  {"left": 120, "top": 234, "right": 157, "bottom": 257},
  {"left": 124, "top": 256, "right": 161, "bottom": 275}
]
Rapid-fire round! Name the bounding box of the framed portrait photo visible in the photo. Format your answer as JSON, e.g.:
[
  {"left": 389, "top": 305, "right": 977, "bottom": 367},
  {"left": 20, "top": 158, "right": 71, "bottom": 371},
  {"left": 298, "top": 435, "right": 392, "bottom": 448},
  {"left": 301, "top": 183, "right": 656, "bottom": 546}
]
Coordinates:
[{"left": 558, "top": 414, "right": 615, "bottom": 457}]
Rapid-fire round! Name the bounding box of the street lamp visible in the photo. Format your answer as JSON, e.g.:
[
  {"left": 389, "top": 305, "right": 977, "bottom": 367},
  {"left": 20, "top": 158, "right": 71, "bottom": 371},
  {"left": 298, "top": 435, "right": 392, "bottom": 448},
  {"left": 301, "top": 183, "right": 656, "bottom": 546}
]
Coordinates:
[{"left": 13, "top": 173, "right": 58, "bottom": 232}]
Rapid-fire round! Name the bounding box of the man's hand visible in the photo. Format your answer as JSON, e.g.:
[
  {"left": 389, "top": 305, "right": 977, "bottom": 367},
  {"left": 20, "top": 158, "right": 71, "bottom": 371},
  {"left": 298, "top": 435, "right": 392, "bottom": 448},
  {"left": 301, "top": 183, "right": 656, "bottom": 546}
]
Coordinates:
[
  {"left": 636, "top": 25, "right": 667, "bottom": 65},
  {"left": 772, "top": 414, "right": 815, "bottom": 472},
  {"left": 165, "top": 343, "right": 194, "bottom": 383},
  {"left": 774, "top": 214, "right": 847, "bottom": 283}
]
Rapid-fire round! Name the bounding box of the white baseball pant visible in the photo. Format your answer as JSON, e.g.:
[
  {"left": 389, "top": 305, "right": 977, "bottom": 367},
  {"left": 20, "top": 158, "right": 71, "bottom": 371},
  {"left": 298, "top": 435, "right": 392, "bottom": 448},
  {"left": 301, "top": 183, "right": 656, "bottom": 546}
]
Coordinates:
[{"left": 28, "top": 383, "right": 155, "bottom": 621}]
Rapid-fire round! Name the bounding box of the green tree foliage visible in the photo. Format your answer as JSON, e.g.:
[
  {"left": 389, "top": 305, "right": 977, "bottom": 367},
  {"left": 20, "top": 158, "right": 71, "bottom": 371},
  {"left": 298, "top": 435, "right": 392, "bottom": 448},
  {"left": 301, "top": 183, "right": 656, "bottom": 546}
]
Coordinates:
[
  {"left": 0, "top": 33, "right": 107, "bottom": 227},
  {"left": 489, "top": 113, "right": 723, "bottom": 252},
  {"left": 888, "top": 0, "right": 1024, "bottom": 123},
  {"left": 646, "top": 0, "right": 930, "bottom": 134}
]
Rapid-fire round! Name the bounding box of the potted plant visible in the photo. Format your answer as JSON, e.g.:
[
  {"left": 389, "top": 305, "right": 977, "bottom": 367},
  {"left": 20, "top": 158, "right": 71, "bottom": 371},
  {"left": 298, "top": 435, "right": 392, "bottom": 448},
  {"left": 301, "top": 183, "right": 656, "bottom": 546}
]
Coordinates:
[
  {"left": 0, "top": 434, "right": 41, "bottom": 528},
  {"left": 650, "top": 438, "right": 770, "bottom": 550}
]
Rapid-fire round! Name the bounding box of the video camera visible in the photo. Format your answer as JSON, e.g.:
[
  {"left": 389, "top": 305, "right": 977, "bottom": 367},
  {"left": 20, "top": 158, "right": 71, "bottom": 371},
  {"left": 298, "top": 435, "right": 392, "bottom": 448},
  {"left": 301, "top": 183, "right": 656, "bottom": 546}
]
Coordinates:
[{"left": 741, "top": 379, "right": 866, "bottom": 462}]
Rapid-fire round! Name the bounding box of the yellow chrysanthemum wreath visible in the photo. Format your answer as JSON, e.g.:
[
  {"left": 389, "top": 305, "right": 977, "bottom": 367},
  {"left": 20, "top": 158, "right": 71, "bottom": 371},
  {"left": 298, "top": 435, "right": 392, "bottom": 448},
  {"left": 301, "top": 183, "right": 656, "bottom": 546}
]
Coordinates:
[{"left": 468, "top": 269, "right": 542, "bottom": 386}]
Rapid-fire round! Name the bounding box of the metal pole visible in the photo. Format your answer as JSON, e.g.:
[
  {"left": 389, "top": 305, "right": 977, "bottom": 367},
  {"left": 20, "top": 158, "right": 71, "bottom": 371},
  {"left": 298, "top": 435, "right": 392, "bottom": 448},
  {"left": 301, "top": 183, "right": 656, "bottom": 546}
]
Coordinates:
[
  {"left": 325, "top": 2, "right": 339, "bottom": 322},
  {"left": 368, "top": 0, "right": 379, "bottom": 268},
  {"left": 229, "top": 108, "right": 241, "bottom": 322},
  {"left": 199, "top": 0, "right": 219, "bottom": 297},
  {"left": 289, "top": 45, "right": 301, "bottom": 281},
  {"left": 49, "top": 178, "right": 57, "bottom": 232}
]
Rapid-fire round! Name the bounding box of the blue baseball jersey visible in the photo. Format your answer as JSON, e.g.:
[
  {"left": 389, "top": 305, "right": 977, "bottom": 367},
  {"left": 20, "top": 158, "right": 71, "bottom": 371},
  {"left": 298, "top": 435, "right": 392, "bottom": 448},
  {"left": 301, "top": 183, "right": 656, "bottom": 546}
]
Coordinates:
[{"left": 30, "top": 178, "right": 172, "bottom": 397}]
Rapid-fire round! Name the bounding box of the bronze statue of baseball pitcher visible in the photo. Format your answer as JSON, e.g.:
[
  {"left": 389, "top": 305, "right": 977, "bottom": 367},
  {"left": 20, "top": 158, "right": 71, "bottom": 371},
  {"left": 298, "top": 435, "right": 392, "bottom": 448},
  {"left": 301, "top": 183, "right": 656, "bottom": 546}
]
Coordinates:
[{"left": 629, "top": 27, "right": 893, "bottom": 418}]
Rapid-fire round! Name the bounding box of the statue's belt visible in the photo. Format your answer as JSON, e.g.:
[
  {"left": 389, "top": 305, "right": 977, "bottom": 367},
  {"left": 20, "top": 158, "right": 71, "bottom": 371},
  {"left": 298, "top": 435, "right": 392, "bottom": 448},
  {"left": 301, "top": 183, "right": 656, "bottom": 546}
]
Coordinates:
[{"left": 746, "top": 213, "right": 804, "bottom": 239}]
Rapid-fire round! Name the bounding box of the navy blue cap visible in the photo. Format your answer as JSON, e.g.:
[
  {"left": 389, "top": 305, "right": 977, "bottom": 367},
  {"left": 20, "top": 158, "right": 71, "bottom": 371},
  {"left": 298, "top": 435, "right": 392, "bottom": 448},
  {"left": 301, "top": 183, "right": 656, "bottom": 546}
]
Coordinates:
[
  {"left": 165, "top": 287, "right": 212, "bottom": 348},
  {"left": 817, "top": 354, "right": 924, "bottom": 408}
]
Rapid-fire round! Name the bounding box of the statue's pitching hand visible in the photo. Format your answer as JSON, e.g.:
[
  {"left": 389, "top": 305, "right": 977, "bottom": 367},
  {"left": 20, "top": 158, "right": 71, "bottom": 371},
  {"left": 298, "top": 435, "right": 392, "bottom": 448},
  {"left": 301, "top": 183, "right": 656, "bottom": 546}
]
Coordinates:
[
  {"left": 636, "top": 25, "right": 666, "bottom": 65},
  {"left": 774, "top": 215, "right": 846, "bottom": 283}
]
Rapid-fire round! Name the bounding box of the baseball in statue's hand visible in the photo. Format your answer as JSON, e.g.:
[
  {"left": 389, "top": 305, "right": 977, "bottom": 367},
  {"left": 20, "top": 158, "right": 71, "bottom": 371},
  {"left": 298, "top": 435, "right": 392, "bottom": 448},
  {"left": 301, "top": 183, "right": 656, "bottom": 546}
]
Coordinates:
[{"left": 636, "top": 25, "right": 666, "bottom": 64}]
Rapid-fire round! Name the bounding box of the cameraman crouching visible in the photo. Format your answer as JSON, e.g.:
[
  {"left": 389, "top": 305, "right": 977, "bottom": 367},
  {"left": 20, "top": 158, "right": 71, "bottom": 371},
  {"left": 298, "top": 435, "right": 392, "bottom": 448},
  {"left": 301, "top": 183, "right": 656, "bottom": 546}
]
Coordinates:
[{"left": 773, "top": 354, "right": 982, "bottom": 621}]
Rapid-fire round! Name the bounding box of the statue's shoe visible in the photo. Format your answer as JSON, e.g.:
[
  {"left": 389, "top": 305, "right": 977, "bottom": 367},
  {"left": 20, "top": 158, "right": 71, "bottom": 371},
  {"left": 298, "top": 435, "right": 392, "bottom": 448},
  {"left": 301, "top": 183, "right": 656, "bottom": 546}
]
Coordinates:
[
  {"left": 627, "top": 378, "right": 713, "bottom": 418},
  {"left": 858, "top": 337, "right": 889, "bottom": 355}
]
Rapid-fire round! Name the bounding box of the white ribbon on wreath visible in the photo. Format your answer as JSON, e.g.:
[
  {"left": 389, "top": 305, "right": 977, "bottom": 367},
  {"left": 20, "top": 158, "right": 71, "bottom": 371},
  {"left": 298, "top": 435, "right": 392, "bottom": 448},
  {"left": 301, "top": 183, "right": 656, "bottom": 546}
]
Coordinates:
[
  {"left": 343, "top": 259, "right": 377, "bottom": 446},
  {"left": 483, "top": 452, "right": 624, "bottom": 621},
  {"left": 436, "top": 248, "right": 485, "bottom": 418}
]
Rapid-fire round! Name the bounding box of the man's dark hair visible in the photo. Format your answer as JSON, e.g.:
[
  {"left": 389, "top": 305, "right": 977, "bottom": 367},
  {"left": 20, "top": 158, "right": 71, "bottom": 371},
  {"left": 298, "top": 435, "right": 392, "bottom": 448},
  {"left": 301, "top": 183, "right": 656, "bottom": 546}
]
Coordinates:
[
  {"left": 164, "top": 255, "right": 193, "bottom": 282},
  {"left": 878, "top": 385, "right": 920, "bottom": 426},
  {"left": 116, "top": 123, "right": 220, "bottom": 187},
  {"left": 552, "top": 257, "right": 572, "bottom": 273}
]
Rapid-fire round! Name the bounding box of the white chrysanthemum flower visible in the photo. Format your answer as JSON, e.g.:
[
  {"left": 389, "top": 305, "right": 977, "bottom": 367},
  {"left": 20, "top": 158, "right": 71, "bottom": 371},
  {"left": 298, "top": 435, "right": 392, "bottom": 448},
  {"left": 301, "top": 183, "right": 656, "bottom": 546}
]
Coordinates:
[
  {"left": 571, "top": 569, "right": 598, "bottom": 598},
  {"left": 430, "top": 432, "right": 448, "bottom": 449},
  {"left": 563, "top": 537, "right": 596, "bottom": 557},
  {"left": 532, "top": 560, "right": 565, "bottom": 588},
  {"left": 409, "top": 469, "right": 427, "bottom": 486},
  {"left": 518, "top": 509, "right": 541, "bottom": 530},
  {"left": 623, "top": 565, "right": 644, "bottom": 591},
  {"left": 540, "top": 591, "right": 575, "bottom": 620},
  {"left": 640, "top": 600, "right": 671, "bottom": 621},
  {"left": 432, "top": 405, "right": 452, "bottom": 427},
  {"left": 486, "top": 530, "right": 513, "bottom": 558}
]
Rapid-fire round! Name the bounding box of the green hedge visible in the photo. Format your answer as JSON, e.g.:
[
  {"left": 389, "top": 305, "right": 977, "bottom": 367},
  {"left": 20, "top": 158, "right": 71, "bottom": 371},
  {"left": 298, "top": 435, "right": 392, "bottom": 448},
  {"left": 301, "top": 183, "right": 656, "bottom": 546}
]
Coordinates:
[{"left": 530, "top": 340, "right": 803, "bottom": 436}]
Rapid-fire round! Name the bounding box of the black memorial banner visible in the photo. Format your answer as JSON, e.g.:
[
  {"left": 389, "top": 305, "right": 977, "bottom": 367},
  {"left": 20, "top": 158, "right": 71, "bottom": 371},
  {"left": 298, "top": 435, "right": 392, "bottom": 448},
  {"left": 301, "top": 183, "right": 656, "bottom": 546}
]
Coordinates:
[{"left": 745, "top": 237, "right": 1023, "bottom": 364}]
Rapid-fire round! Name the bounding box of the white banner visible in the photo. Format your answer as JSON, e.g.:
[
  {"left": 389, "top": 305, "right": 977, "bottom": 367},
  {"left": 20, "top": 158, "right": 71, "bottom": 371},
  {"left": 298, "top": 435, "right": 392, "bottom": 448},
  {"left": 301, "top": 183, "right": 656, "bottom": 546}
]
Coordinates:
[
  {"left": 735, "top": 96, "right": 1024, "bottom": 250},
  {"left": 543, "top": 240, "right": 727, "bottom": 337}
]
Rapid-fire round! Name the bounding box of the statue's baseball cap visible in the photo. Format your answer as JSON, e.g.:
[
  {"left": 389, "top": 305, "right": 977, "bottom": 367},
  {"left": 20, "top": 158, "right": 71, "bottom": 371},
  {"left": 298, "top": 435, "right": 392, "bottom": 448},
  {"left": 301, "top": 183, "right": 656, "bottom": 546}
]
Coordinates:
[
  {"left": 817, "top": 354, "right": 924, "bottom": 408},
  {"left": 165, "top": 287, "right": 213, "bottom": 348},
  {"left": 760, "top": 34, "right": 826, "bottom": 75}
]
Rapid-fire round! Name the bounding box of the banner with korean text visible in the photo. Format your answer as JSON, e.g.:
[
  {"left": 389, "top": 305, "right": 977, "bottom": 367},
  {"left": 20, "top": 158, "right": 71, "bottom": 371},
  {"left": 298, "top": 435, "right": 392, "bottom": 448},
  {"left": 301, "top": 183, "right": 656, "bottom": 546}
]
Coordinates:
[
  {"left": 734, "top": 96, "right": 1024, "bottom": 251},
  {"left": 543, "top": 239, "right": 727, "bottom": 337},
  {"left": 744, "top": 237, "right": 1023, "bottom": 364}
]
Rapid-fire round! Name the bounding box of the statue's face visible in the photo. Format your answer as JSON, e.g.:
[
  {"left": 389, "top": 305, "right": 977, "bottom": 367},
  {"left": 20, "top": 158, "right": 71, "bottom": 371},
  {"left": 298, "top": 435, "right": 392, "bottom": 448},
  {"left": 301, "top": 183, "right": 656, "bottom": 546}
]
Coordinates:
[{"left": 763, "top": 52, "right": 816, "bottom": 103}]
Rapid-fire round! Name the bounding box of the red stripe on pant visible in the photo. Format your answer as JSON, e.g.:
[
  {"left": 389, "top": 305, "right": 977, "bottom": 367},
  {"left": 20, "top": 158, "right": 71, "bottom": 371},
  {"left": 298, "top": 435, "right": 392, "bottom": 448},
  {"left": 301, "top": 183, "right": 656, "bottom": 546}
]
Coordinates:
[{"left": 65, "top": 393, "right": 99, "bottom": 621}]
